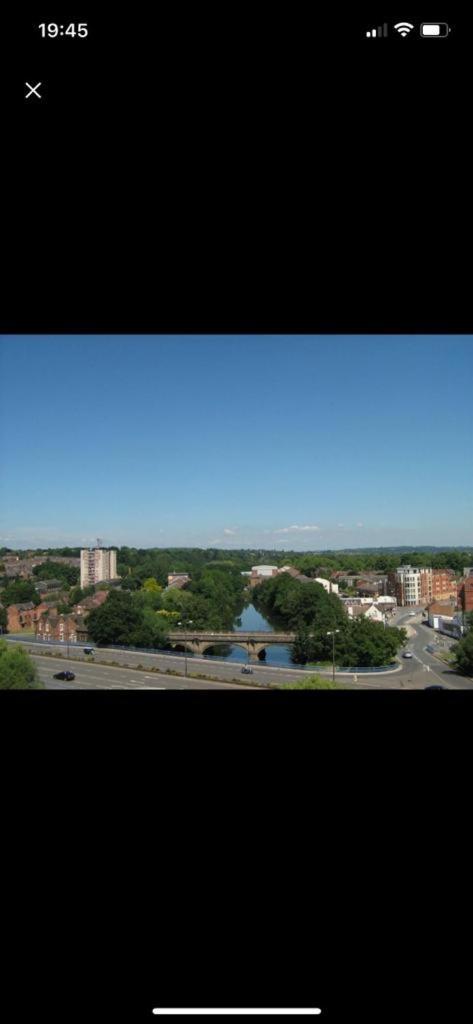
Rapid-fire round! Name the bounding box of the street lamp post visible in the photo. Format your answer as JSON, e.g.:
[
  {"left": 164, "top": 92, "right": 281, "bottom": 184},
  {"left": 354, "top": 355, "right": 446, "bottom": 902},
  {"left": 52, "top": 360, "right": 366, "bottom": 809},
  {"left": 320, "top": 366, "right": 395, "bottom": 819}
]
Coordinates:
[
  {"left": 177, "top": 619, "right": 193, "bottom": 677},
  {"left": 327, "top": 629, "right": 340, "bottom": 683}
]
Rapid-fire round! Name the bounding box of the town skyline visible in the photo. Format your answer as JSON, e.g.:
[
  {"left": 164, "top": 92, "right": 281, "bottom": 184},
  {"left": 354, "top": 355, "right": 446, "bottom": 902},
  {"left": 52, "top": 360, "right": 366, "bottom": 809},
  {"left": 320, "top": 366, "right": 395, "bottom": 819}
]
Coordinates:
[
  {"left": 3, "top": 542, "right": 473, "bottom": 557},
  {"left": 1, "top": 335, "right": 472, "bottom": 550}
]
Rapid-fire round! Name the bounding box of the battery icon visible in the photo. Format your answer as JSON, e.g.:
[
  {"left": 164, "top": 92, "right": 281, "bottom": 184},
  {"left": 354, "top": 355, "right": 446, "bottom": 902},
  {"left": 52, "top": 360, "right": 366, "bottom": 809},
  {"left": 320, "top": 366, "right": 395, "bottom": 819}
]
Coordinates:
[{"left": 420, "top": 23, "right": 450, "bottom": 37}]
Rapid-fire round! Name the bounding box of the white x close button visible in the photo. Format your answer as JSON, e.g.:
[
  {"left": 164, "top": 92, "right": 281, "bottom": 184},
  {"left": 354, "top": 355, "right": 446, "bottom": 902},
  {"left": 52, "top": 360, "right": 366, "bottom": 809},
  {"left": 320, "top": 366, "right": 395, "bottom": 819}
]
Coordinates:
[{"left": 25, "top": 82, "right": 42, "bottom": 99}]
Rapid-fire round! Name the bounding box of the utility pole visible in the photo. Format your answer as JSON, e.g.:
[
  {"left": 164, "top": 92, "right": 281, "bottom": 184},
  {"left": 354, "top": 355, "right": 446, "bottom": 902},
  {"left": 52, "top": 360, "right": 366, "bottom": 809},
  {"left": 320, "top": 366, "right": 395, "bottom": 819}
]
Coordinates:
[
  {"left": 177, "top": 619, "right": 193, "bottom": 677},
  {"left": 327, "top": 629, "right": 340, "bottom": 683}
]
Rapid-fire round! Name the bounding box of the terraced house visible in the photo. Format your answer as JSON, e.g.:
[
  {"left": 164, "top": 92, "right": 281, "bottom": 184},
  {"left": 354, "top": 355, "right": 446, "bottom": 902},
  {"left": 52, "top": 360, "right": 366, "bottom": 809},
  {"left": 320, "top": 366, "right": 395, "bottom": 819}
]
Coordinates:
[{"left": 35, "top": 612, "right": 89, "bottom": 644}]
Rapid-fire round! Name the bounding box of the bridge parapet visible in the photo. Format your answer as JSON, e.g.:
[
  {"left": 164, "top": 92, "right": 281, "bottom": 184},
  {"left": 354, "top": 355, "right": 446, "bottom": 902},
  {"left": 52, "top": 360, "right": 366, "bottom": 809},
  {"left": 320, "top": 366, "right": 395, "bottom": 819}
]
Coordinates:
[{"left": 167, "top": 630, "right": 296, "bottom": 657}]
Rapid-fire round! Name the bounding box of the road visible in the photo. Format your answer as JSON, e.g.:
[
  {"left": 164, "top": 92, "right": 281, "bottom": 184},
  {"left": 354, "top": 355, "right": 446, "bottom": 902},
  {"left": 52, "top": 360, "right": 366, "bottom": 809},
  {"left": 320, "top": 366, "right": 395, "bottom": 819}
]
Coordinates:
[
  {"left": 5, "top": 612, "right": 472, "bottom": 689},
  {"left": 382, "top": 607, "right": 473, "bottom": 690},
  {"left": 31, "top": 653, "right": 253, "bottom": 690}
]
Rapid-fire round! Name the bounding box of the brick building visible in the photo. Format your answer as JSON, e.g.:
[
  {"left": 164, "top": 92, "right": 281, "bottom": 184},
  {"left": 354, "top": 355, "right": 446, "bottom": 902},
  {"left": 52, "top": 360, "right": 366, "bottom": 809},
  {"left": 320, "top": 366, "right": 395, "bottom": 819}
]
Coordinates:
[
  {"left": 33, "top": 578, "right": 63, "bottom": 593},
  {"left": 248, "top": 565, "right": 279, "bottom": 588},
  {"left": 457, "top": 576, "right": 473, "bottom": 614},
  {"left": 430, "top": 569, "right": 457, "bottom": 603},
  {"left": 72, "top": 591, "right": 109, "bottom": 615},
  {"left": 35, "top": 612, "right": 89, "bottom": 644},
  {"left": 2, "top": 555, "right": 80, "bottom": 579},
  {"left": 166, "top": 573, "right": 191, "bottom": 590},
  {"left": 389, "top": 565, "right": 458, "bottom": 607},
  {"left": 6, "top": 602, "right": 36, "bottom": 631},
  {"left": 6, "top": 601, "right": 57, "bottom": 633}
]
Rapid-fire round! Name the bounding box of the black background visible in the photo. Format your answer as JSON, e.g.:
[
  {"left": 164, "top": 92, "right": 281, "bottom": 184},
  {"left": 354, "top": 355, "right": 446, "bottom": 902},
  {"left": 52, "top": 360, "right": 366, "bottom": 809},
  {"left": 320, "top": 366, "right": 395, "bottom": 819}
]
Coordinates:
[{"left": 1, "top": 7, "right": 471, "bottom": 1023}]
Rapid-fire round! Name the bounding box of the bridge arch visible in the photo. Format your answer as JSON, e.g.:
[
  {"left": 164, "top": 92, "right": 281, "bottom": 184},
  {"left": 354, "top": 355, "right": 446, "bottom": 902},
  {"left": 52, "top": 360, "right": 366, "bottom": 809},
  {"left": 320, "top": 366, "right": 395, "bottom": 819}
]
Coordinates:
[
  {"left": 167, "top": 637, "right": 271, "bottom": 660},
  {"left": 167, "top": 630, "right": 295, "bottom": 660}
]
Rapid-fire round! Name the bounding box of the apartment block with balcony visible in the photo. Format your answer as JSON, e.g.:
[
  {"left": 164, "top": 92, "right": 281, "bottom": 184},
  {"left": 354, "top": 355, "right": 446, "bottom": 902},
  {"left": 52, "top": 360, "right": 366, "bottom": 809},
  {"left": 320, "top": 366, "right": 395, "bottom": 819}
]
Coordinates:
[
  {"left": 80, "top": 548, "right": 119, "bottom": 589},
  {"left": 389, "top": 566, "right": 429, "bottom": 606},
  {"left": 389, "top": 565, "right": 459, "bottom": 607}
]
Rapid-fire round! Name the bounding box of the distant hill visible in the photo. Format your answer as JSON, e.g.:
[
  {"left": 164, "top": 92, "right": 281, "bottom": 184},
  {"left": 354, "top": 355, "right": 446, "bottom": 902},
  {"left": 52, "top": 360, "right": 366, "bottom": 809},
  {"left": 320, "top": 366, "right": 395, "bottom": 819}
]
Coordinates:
[{"left": 309, "top": 546, "right": 473, "bottom": 554}]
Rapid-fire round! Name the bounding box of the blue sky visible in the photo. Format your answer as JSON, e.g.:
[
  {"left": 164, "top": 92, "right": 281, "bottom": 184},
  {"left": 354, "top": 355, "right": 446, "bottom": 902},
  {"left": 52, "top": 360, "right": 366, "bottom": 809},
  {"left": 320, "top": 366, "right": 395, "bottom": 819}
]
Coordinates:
[{"left": 1, "top": 335, "right": 472, "bottom": 550}]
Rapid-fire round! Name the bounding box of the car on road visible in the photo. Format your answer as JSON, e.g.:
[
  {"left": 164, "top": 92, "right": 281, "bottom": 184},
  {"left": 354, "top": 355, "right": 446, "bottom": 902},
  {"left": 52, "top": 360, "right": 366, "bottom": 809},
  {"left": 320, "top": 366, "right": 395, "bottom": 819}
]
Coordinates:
[
  {"left": 402, "top": 651, "right": 413, "bottom": 659},
  {"left": 424, "top": 685, "right": 445, "bottom": 691},
  {"left": 241, "top": 666, "right": 253, "bottom": 674},
  {"left": 83, "top": 647, "right": 94, "bottom": 654},
  {"left": 426, "top": 644, "right": 436, "bottom": 653},
  {"left": 53, "top": 670, "right": 76, "bottom": 680},
  {"left": 409, "top": 611, "right": 417, "bottom": 616}
]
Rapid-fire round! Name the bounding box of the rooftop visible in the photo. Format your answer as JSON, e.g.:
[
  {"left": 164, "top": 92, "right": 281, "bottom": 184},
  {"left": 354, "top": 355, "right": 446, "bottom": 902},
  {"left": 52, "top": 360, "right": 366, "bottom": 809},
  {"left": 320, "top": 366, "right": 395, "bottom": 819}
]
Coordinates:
[{"left": 427, "top": 602, "right": 456, "bottom": 615}]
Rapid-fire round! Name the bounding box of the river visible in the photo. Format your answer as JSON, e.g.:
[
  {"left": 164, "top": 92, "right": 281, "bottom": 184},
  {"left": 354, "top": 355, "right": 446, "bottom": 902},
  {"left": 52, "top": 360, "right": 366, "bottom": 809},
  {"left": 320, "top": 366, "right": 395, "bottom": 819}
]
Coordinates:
[{"left": 204, "top": 602, "right": 294, "bottom": 668}]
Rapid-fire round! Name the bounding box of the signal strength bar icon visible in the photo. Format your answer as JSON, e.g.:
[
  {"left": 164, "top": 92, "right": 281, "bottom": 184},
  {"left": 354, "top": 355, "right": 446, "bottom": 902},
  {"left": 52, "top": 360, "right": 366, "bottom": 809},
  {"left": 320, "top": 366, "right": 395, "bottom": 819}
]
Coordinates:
[{"left": 366, "top": 23, "right": 388, "bottom": 38}]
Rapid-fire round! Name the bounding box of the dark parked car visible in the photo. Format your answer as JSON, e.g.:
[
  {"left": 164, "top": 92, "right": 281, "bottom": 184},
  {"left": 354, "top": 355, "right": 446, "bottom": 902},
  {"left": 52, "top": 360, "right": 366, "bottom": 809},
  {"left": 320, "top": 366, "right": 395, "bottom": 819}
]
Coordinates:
[
  {"left": 424, "top": 685, "right": 445, "bottom": 691},
  {"left": 241, "top": 666, "right": 253, "bottom": 675},
  {"left": 53, "top": 670, "right": 76, "bottom": 681},
  {"left": 83, "top": 647, "right": 94, "bottom": 655}
]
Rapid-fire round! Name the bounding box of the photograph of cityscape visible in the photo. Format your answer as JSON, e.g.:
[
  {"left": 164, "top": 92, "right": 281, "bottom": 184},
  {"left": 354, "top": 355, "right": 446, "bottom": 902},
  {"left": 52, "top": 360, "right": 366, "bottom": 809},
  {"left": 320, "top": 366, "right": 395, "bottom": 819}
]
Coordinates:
[{"left": 1, "top": 334, "right": 472, "bottom": 690}]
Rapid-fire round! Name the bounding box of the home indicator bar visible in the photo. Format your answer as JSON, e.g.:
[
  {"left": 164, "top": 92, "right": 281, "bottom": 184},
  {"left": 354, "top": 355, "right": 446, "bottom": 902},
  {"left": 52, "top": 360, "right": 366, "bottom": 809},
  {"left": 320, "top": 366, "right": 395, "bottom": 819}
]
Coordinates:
[{"left": 152, "top": 1012, "right": 323, "bottom": 1017}]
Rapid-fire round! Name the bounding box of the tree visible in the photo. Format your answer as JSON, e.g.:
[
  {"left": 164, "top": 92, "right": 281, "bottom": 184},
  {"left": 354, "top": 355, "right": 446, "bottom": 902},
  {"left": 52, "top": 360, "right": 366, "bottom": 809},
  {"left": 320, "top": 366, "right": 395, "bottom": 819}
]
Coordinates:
[
  {"left": 127, "top": 608, "right": 169, "bottom": 650},
  {"left": 142, "top": 577, "right": 162, "bottom": 594},
  {"left": 120, "top": 575, "right": 141, "bottom": 591},
  {"left": 86, "top": 590, "right": 170, "bottom": 650},
  {"left": 31, "top": 561, "right": 79, "bottom": 585},
  {"left": 132, "top": 589, "right": 163, "bottom": 613},
  {"left": 86, "top": 591, "right": 142, "bottom": 646},
  {"left": 291, "top": 624, "right": 311, "bottom": 665},
  {"left": 280, "top": 674, "right": 340, "bottom": 689},
  {"left": 69, "top": 584, "right": 95, "bottom": 606},
  {"left": 0, "top": 605, "right": 7, "bottom": 631},
  {"left": 2, "top": 580, "right": 41, "bottom": 607},
  {"left": 453, "top": 630, "right": 473, "bottom": 677},
  {"left": 0, "top": 640, "right": 43, "bottom": 688}
]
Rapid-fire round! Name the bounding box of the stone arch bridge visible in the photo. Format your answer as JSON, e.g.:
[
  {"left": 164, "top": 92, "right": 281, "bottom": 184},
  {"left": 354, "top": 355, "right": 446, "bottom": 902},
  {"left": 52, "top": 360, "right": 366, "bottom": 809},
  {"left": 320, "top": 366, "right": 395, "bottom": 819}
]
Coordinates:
[{"left": 167, "top": 630, "right": 296, "bottom": 660}]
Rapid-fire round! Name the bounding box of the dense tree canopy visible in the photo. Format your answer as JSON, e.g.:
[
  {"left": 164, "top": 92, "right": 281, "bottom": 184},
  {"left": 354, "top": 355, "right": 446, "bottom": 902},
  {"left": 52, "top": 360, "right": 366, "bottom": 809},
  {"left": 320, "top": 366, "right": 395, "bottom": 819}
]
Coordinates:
[
  {"left": 142, "top": 577, "right": 162, "bottom": 593},
  {"left": 0, "top": 579, "right": 41, "bottom": 607},
  {"left": 86, "top": 591, "right": 171, "bottom": 649},
  {"left": 289, "top": 617, "right": 407, "bottom": 667},
  {"left": 0, "top": 641, "right": 43, "bottom": 688},
  {"left": 68, "top": 584, "right": 95, "bottom": 606},
  {"left": 5, "top": 544, "right": 472, "bottom": 586},
  {"left": 453, "top": 615, "right": 473, "bottom": 677},
  {"left": 255, "top": 574, "right": 406, "bottom": 667},
  {"left": 32, "top": 561, "right": 80, "bottom": 585},
  {"left": 254, "top": 574, "right": 346, "bottom": 631},
  {"left": 86, "top": 591, "right": 144, "bottom": 646},
  {"left": 84, "top": 561, "right": 247, "bottom": 647}
]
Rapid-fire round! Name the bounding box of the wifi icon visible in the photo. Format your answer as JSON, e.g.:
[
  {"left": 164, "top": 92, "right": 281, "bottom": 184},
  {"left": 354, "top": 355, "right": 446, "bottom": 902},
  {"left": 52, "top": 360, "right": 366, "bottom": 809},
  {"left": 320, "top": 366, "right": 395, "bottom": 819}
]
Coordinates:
[{"left": 394, "top": 22, "right": 414, "bottom": 36}]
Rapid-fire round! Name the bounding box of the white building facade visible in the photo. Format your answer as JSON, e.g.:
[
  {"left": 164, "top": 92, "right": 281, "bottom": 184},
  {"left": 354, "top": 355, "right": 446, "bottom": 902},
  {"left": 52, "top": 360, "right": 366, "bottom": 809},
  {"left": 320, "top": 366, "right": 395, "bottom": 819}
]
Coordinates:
[
  {"left": 80, "top": 548, "right": 118, "bottom": 589},
  {"left": 315, "top": 577, "right": 339, "bottom": 595}
]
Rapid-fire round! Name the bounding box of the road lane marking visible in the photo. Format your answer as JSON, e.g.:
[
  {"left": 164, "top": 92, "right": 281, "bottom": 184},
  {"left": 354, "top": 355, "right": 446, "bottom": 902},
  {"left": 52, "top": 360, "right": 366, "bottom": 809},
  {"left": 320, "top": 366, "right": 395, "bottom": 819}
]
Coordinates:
[{"left": 412, "top": 652, "right": 450, "bottom": 686}]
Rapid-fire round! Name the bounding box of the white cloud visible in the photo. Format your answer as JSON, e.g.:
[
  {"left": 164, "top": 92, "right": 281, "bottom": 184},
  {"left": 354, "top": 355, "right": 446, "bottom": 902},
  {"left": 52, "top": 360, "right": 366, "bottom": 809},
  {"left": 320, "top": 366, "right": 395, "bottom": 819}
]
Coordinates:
[
  {"left": 273, "top": 524, "right": 320, "bottom": 534},
  {"left": 356, "top": 522, "right": 364, "bottom": 528},
  {"left": 337, "top": 523, "right": 344, "bottom": 528},
  {"left": 223, "top": 528, "right": 237, "bottom": 535}
]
